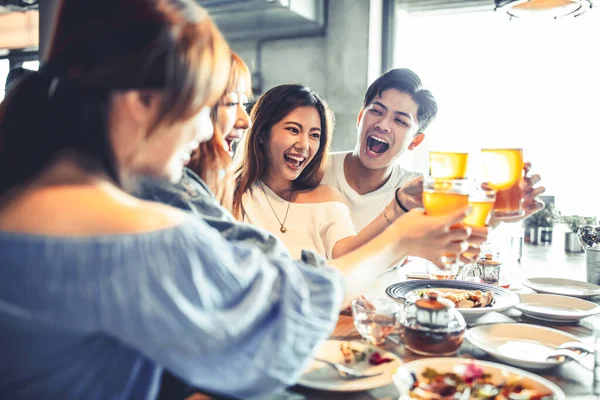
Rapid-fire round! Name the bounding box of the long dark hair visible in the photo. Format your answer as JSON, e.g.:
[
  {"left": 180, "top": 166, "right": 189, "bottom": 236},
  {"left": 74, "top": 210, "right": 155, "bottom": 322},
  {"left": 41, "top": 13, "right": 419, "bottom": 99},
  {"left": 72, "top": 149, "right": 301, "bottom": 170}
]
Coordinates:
[
  {"left": 0, "top": 0, "right": 230, "bottom": 195},
  {"left": 232, "top": 84, "right": 334, "bottom": 218}
]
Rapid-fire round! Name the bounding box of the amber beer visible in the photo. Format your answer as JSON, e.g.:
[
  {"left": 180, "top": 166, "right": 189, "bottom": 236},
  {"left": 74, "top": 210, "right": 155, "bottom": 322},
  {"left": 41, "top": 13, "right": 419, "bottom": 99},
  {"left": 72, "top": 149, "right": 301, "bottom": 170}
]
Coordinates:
[
  {"left": 462, "top": 190, "right": 495, "bottom": 260},
  {"left": 423, "top": 191, "right": 469, "bottom": 217},
  {"left": 430, "top": 151, "right": 469, "bottom": 179},
  {"left": 464, "top": 190, "right": 496, "bottom": 227},
  {"left": 481, "top": 148, "right": 524, "bottom": 219},
  {"left": 464, "top": 201, "right": 494, "bottom": 227},
  {"left": 423, "top": 178, "right": 469, "bottom": 267}
]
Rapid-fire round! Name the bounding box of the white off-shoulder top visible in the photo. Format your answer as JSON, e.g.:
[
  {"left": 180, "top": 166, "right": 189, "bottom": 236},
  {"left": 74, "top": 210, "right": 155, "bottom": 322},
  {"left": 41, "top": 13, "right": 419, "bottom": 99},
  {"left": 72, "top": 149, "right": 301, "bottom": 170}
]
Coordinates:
[{"left": 242, "top": 182, "right": 357, "bottom": 259}]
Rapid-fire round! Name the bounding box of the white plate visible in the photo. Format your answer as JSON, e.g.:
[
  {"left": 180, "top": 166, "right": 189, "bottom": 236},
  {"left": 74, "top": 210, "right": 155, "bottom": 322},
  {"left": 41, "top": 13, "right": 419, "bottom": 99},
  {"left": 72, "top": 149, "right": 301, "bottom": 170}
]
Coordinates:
[
  {"left": 466, "top": 323, "right": 583, "bottom": 370},
  {"left": 516, "top": 293, "right": 600, "bottom": 322},
  {"left": 298, "top": 340, "right": 402, "bottom": 392},
  {"left": 522, "top": 277, "right": 600, "bottom": 298},
  {"left": 393, "top": 357, "right": 566, "bottom": 399}
]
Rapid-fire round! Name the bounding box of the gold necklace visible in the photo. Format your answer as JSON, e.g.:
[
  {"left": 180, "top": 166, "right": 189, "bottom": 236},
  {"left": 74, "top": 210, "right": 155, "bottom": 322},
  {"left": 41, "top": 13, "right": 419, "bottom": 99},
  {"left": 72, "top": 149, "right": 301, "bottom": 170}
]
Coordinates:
[{"left": 259, "top": 181, "right": 292, "bottom": 233}]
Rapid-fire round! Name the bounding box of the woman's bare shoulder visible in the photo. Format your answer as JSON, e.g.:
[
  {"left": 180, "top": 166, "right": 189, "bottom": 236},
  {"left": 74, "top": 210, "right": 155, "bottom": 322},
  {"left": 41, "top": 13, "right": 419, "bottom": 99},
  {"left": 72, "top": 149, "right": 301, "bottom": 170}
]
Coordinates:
[{"left": 0, "top": 186, "right": 185, "bottom": 236}]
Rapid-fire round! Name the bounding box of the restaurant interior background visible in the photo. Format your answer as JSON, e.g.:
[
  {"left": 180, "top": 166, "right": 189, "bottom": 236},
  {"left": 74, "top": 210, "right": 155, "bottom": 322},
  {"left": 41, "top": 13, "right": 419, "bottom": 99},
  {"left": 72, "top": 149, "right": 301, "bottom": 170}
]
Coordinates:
[{"left": 1, "top": 0, "right": 597, "bottom": 226}]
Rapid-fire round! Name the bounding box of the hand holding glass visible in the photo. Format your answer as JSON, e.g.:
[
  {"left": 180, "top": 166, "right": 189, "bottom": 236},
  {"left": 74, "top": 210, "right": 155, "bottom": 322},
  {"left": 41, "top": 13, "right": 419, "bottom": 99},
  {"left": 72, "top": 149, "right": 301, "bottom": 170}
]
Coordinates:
[
  {"left": 423, "top": 177, "right": 470, "bottom": 266},
  {"left": 481, "top": 148, "right": 524, "bottom": 219}
]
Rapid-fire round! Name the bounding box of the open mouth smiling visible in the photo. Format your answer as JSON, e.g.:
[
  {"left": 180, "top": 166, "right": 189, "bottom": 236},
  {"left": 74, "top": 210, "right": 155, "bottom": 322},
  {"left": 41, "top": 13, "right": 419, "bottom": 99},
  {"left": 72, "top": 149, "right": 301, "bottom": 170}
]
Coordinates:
[
  {"left": 284, "top": 153, "right": 307, "bottom": 170},
  {"left": 366, "top": 135, "right": 390, "bottom": 155}
]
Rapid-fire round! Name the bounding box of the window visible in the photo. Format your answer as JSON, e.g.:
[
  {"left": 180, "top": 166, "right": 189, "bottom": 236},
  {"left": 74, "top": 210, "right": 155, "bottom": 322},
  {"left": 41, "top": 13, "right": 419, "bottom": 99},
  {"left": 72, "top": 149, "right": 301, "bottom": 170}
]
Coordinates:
[
  {"left": 0, "top": 59, "right": 9, "bottom": 102},
  {"left": 0, "top": 60, "right": 39, "bottom": 102},
  {"left": 395, "top": 8, "right": 599, "bottom": 217},
  {"left": 22, "top": 60, "right": 39, "bottom": 71}
]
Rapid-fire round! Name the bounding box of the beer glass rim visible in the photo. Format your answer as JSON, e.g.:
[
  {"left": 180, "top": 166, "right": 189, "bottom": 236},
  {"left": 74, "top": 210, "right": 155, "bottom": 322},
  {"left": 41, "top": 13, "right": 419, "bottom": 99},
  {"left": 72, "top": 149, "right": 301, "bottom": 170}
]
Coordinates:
[
  {"left": 430, "top": 151, "right": 469, "bottom": 155},
  {"left": 423, "top": 176, "right": 470, "bottom": 184},
  {"left": 469, "top": 188, "right": 496, "bottom": 201},
  {"left": 481, "top": 147, "right": 523, "bottom": 152}
]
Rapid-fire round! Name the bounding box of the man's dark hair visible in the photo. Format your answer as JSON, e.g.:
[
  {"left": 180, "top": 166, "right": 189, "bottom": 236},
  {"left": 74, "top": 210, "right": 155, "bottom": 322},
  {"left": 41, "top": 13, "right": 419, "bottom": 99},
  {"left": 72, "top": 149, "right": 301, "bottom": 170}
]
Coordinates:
[
  {"left": 363, "top": 68, "right": 438, "bottom": 132},
  {"left": 5, "top": 67, "right": 35, "bottom": 92}
]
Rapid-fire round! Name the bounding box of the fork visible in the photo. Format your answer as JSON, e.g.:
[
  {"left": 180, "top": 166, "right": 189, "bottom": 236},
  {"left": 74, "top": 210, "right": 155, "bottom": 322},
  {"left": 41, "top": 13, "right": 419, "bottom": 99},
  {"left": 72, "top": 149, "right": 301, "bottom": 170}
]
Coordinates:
[{"left": 314, "top": 358, "right": 383, "bottom": 380}]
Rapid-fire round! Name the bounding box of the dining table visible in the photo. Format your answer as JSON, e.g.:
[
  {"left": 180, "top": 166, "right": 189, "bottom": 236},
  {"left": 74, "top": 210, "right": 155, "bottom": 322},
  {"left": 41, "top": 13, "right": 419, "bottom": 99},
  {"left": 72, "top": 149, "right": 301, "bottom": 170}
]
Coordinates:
[{"left": 285, "top": 236, "right": 599, "bottom": 400}]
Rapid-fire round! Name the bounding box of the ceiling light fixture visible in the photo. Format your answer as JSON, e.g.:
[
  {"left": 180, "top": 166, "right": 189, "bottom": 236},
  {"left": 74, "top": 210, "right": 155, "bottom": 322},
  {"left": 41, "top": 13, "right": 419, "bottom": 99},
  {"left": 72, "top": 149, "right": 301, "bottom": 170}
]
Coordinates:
[{"left": 495, "top": 0, "right": 593, "bottom": 19}]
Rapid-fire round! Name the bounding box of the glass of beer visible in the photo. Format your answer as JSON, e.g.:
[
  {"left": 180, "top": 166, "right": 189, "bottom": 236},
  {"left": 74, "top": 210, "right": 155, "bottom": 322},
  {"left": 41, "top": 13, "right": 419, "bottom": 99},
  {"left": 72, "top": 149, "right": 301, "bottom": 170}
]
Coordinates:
[
  {"left": 480, "top": 148, "right": 524, "bottom": 219},
  {"left": 430, "top": 151, "right": 469, "bottom": 179},
  {"left": 423, "top": 177, "right": 470, "bottom": 267},
  {"left": 462, "top": 188, "right": 495, "bottom": 260},
  {"left": 464, "top": 188, "right": 496, "bottom": 227}
]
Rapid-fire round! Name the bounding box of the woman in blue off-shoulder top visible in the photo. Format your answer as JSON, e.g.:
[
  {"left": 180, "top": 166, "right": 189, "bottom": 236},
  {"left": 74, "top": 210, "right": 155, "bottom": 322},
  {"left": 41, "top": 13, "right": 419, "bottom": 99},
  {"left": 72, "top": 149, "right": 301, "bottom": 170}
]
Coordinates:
[{"left": 0, "top": 1, "right": 475, "bottom": 399}]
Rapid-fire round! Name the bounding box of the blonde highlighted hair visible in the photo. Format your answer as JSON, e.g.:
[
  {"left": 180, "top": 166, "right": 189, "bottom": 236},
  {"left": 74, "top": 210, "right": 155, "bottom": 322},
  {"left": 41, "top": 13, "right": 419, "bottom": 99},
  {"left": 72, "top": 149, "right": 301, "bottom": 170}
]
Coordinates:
[{"left": 187, "top": 51, "right": 252, "bottom": 210}]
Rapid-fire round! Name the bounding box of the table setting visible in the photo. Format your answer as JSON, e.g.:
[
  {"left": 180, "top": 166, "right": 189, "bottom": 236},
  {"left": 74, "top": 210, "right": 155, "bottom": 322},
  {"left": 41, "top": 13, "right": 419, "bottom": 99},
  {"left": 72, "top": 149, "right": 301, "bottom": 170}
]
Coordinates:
[
  {"left": 290, "top": 267, "right": 600, "bottom": 400},
  {"left": 287, "top": 150, "right": 600, "bottom": 400}
]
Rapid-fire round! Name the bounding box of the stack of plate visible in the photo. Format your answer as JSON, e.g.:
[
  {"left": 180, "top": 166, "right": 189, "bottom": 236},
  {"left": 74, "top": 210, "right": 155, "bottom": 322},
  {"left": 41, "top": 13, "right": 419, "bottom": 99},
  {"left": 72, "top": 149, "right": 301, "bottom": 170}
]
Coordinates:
[
  {"left": 466, "top": 323, "right": 586, "bottom": 370},
  {"left": 516, "top": 293, "right": 600, "bottom": 322}
]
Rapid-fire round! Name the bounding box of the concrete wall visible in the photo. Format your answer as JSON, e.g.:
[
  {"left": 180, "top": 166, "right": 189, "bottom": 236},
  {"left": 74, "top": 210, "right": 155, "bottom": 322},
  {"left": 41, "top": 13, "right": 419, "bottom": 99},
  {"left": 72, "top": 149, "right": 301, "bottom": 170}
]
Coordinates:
[
  {"left": 38, "top": 0, "right": 59, "bottom": 62},
  {"left": 229, "top": 0, "right": 381, "bottom": 151}
]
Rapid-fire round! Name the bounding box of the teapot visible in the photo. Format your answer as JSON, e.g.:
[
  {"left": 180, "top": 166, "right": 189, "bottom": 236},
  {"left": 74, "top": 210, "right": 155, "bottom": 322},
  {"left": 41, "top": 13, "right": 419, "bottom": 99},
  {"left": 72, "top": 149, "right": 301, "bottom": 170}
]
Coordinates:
[
  {"left": 458, "top": 254, "right": 501, "bottom": 285},
  {"left": 400, "top": 291, "right": 466, "bottom": 356}
]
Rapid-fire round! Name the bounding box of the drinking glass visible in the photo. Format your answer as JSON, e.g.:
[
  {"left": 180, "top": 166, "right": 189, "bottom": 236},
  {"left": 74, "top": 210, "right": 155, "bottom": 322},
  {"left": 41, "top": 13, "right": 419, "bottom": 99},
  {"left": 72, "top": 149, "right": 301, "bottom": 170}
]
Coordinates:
[
  {"left": 464, "top": 188, "right": 496, "bottom": 227},
  {"left": 480, "top": 148, "right": 524, "bottom": 219},
  {"left": 351, "top": 297, "right": 402, "bottom": 346},
  {"left": 457, "top": 257, "right": 502, "bottom": 285},
  {"left": 423, "top": 177, "right": 470, "bottom": 265},
  {"left": 426, "top": 260, "right": 458, "bottom": 280},
  {"left": 593, "top": 316, "right": 600, "bottom": 396},
  {"left": 429, "top": 151, "right": 469, "bottom": 179}
]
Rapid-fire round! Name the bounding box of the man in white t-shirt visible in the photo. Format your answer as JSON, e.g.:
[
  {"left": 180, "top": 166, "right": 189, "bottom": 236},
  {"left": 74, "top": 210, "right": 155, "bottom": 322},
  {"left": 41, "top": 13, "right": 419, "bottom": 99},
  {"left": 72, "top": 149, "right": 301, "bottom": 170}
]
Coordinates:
[
  {"left": 322, "top": 68, "right": 545, "bottom": 231},
  {"left": 322, "top": 68, "right": 436, "bottom": 231}
]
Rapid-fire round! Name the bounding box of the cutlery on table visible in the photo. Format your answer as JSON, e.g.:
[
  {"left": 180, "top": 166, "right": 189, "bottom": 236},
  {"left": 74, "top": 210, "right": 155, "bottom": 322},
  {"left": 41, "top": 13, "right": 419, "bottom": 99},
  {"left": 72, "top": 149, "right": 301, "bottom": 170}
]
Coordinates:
[{"left": 313, "top": 358, "right": 383, "bottom": 380}]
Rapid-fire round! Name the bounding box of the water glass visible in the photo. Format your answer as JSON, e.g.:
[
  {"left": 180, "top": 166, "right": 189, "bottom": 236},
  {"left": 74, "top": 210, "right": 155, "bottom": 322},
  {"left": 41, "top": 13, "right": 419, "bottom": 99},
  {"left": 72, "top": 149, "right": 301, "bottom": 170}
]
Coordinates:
[
  {"left": 426, "top": 260, "right": 458, "bottom": 280},
  {"left": 593, "top": 316, "right": 600, "bottom": 396},
  {"left": 351, "top": 297, "right": 402, "bottom": 346}
]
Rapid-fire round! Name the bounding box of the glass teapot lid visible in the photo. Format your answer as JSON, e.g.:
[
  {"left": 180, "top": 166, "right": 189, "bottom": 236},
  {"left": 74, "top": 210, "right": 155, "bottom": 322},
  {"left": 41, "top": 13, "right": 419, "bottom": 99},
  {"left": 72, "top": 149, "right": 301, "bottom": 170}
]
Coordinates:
[{"left": 405, "top": 291, "right": 466, "bottom": 331}]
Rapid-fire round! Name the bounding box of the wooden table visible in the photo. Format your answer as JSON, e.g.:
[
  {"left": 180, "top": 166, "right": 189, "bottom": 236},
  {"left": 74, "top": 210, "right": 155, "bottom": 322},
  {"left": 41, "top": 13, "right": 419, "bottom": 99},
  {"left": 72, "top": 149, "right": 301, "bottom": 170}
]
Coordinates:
[{"left": 288, "top": 239, "right": 598, "bottom": 400}]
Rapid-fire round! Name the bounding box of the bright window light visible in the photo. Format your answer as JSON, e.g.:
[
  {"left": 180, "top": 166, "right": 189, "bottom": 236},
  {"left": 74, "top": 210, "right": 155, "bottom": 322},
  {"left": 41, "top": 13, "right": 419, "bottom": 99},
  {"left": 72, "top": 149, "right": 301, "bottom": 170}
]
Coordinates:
[
  {"left": 395, "top": 8, "right": 600, "bottom": 216},
  {"left": 0, "top": 59, "right": 9, "bottom": 102},
  {"left": 22, "top": 60, "right": 39, "bottom": 71}
]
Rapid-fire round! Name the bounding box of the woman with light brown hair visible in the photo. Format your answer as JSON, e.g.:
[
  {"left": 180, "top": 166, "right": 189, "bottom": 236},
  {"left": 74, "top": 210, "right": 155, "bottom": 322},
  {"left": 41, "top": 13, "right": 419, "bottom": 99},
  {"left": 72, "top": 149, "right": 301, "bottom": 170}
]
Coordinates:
[
  {"left": 0, "top": 2, "right": 481, "bottom": 399},
  {"left": 187, "top": 51, "right": 252, "bottom": 210}
]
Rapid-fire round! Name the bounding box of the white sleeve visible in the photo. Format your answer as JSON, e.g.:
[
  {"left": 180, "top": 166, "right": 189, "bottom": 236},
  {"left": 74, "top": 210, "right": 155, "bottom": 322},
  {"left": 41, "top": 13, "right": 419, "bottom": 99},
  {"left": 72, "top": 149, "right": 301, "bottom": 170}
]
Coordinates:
[{"left": 319, "top": 202, "right": 357, "bottom": 260}]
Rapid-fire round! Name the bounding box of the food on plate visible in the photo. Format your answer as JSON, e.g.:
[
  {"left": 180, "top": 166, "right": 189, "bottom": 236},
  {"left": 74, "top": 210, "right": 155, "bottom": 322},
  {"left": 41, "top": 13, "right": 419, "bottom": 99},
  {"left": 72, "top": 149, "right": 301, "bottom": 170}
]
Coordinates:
[
  {"left": 340, "top": 341, "right": 366, "bottom": 364},
  {"left": 419, "top": 288, "right": 494, "bottom": 308},
  {"left": 403, "top": 362, "right": 555, "bottom": 399},
  {"left": 369, "top": 351, "right": 394, "bottom": 365},
  {"left": 340, "top": 342, "right": 393, "bottom": 366}
]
